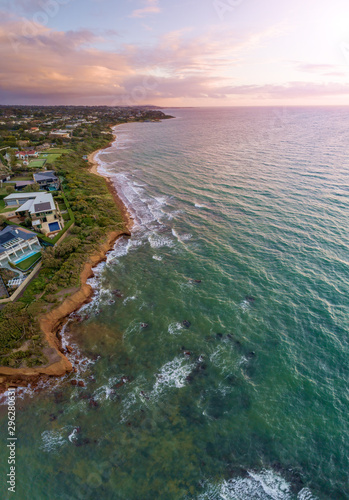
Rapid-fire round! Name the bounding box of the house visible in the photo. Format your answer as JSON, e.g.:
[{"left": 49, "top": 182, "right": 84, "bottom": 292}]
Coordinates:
[
  {"left": 0, "top": 226, "right": 41, "bottom": 269},
  {"left": 50, "top": 130, "right": 71, "bottom": 139},
  {"left": 15, "top": 150, "right": 38, "bottom": 159},
  {"left": 15, "top": 180, "right": 35, "bottom": 191},
  {"left": 15, "top": 151, "right": 27, "bottom": 160},
  {"left": 4, "top": 192, "right": 64, "bottom": 235},
  {"left": 33, "top": 171, "right": 60, "bottom": 191}
]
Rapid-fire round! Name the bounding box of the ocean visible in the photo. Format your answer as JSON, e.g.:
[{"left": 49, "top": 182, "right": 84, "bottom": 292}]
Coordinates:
[{"left": 0, "top": 107, "right": 348, "bottom": 499}]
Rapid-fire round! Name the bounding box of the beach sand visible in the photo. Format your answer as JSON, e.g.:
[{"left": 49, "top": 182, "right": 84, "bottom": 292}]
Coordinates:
[{"left": 88, "top": 131, "right": 134, "bottom": 231}]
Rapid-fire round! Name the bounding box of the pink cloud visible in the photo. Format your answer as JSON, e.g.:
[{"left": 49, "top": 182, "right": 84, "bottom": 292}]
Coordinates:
[
  {"left": 1, "top": 14, "right": 349, "bottom": 106},
  {"left": 131, "top": 0, "right": 160, "bottom": 18}
]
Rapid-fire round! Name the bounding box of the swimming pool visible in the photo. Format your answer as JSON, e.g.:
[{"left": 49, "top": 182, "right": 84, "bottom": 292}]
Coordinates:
[
  {"left": 14, "top": 251, "right": 40, "bottom": 264},
  {"left": 48, "top": 222, "right": 60, "bottom": 232}
]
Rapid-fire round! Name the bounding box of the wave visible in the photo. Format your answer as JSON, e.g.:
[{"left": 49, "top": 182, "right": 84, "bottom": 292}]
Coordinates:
[{"left": 197, "top": 470, "right": 318, "bottom": 500}]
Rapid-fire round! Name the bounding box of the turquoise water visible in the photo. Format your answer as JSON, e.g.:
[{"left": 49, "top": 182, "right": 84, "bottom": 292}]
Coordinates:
[
  {"left": 14, "top": 250, "right": 39, "bottom": 264},
  {"left": 0, "top": 107, "right": 348, "bottom": 499}
]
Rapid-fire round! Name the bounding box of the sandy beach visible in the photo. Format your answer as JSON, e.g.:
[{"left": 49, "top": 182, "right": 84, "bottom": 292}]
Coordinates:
[{"left": 88, "top": 129, "right": 134, "bottom": 231}]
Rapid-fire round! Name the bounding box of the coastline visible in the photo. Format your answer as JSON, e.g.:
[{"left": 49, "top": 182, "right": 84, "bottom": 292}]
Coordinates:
[
  {"left": 87, "top": 127, "right": 134, "bottom": 231},
  {"left": 0, "top": 126, "right": 132, "bottom": 392}
]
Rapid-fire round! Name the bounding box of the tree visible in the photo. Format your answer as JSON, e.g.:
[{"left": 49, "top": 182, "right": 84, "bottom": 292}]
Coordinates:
[
  {"left": 23, "top": 183, "right": 40, "bottom": 192},
  {"left": 8, "top": 150, "right": 17, "bottom": 171},
  {"left": 0, "top": 215, "right": 7, "bottom": 228},
  {"left": 23, "top": 217, "right": 32, "bottom": 228},
  {"left": 5, "top": 186, "right": 15, "bottom": 194},
  {"left": 54, "top": 237, "right": 80, "bottom": 258}
]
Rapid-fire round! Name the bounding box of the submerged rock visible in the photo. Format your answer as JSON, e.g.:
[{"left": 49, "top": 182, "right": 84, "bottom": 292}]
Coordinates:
[
  {"left": 78, "top": 381, "right": 85, "bottom": 387},
  {"left": 245, "top": 295, "right": 255, "bottom": 303},
  {"left": 247, "top": 351, "right": 256, "bottom": 359},
  {"left": 182, "top": 320, "right": 191, "bottom": 328},
  {"left": 112, "top": 290, "right": 123, "bottom": 297}
]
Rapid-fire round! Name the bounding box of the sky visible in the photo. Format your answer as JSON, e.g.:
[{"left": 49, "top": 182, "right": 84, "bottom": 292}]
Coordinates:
[{"left": 1, "top": 0, "right": 349, "bottom": 106}]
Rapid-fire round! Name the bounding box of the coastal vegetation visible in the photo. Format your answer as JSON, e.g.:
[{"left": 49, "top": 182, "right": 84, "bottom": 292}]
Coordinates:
[{"left": 0, "top": 105, "right": 173, "bottom": 370}]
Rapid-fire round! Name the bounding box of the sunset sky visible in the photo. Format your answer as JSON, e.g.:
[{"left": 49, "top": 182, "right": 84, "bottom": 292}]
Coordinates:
[{"left": 1, "top": 0, "right": 349, "bottom": 106}]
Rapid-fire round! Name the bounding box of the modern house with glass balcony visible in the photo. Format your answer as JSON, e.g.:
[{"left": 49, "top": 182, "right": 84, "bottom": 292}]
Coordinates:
[{"left": 0, "top": 226, "right": 42, "bottom": 269}]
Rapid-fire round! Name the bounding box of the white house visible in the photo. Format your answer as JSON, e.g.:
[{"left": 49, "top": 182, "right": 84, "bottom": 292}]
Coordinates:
[
  {"left": 0, "top": 226, "right": 41, "bottom": 268},
  {"left": 4, "top": 192, "right": 64, "bottom": 235}
]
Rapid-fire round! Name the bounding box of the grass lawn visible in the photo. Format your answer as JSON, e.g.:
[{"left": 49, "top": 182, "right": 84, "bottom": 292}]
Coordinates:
[
  {"left": 41, "top": 148, "right": 72, "bottom": 154},
  {"left": 0, "top": 199, "right": 15, "bottom": 213},
  {"left": 15, "top": 252, "right": 41, "bottom": 271},
  {"left": 29, "top": 159, "right": 46, "bottom": 168},
  {"left": 39, "top": 154, "right": 61, "bottom": 164}
]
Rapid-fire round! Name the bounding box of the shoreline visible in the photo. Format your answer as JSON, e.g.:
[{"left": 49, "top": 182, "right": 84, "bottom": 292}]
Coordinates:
[
  {"left": 87, "top": 126, "right": 134, "bottom": 231},
  {"left": 0, "top": 125, "right": 132, "bottom": 392}
]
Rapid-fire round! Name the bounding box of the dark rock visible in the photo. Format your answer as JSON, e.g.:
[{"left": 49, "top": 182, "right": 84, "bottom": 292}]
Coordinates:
[
  {"left": 89, "top": 399, "right": 99, "bottom": 408},
  {"left": 182, "top": 320, "right": 191, "bottom": 328},
  {"left": 184, "top": 351, "right": 192, "bottom": 357},
  {"left": 49, "top": 414, "right": 57, "bottom": 422},
  {"left": 140, "top": 323, "right": 149, "bottom": 329},
  {"left": 245, "top": 295, "right": 255, "bottom": 303},
  {"left": 66, "top": 345, "right": 73, "bottom": 354},
  {"left": 53, "top": 391, "right": 64, "bottom": 404},
  {"left": 75, "top": 438, "right": 90, "bottom": 447},
  {"left": 79, "top": 393, "right": 91, "bottom": 400},
  {"left": 247, "top": 351, "right": 256, "bottom": 359},
  {"left": 227, "top": 334, "right": 242, "bottom": 349},
  {"left": 112, "top": 290, "right": 123, "bottom": 298},
  {"left": 71, "top": 380, "right": 78, "bottom": 386},
  {"left": 216, "top": 333, "right": 223, "bottom": 339},
  {"left": 109, "top": 300, "right": 115, "bottom": 305},
  {"left": 78, "top": 381, "right": 85, "bottom": 387}
]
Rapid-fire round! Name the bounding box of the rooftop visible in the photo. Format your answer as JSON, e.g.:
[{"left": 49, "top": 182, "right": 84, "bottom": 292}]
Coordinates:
[
  {"left": 0, "top": 226, "right": 38, "bottom": 255},
  {"left": 4, "top": 192, "right": 56, "bottom": 214}
]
